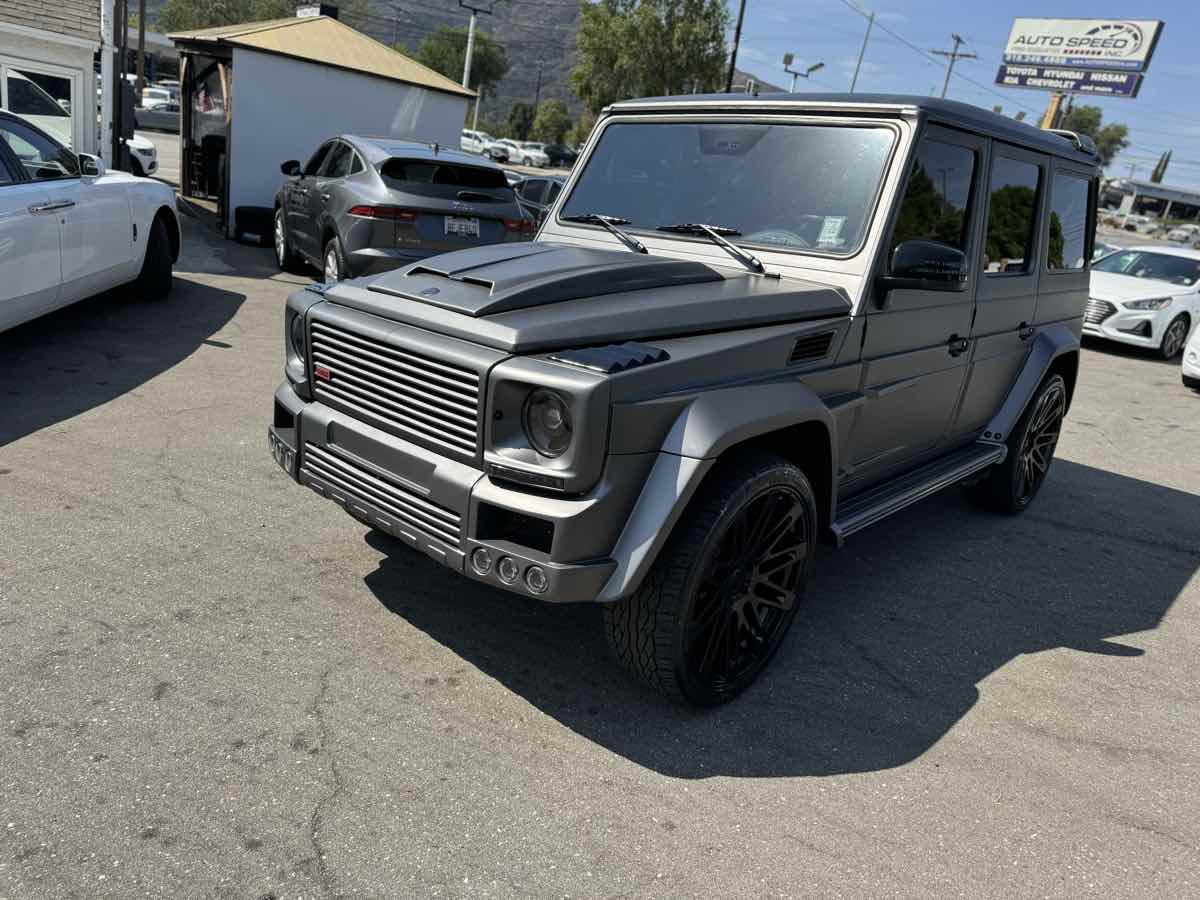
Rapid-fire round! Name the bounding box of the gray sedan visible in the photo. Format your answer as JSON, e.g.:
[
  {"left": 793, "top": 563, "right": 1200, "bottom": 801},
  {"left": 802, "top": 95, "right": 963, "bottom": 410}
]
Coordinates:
[{"left": 273, "top": 135, "right": 535, "bottom": 282}]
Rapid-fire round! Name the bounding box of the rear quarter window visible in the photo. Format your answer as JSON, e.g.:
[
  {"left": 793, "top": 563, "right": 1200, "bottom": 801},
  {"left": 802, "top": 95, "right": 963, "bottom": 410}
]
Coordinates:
[{"left": 1047, "top": 172, "right": 1092, "bottom": 271}]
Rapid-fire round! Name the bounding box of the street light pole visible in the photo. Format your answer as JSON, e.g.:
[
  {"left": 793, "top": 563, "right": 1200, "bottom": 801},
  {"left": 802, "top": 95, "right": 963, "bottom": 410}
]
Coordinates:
[
  {"left": 459, "top": 1, "right": 502, "bottom": 131},
  {"left": 782, "top": 54, "right": 824, "bottom": 93}
]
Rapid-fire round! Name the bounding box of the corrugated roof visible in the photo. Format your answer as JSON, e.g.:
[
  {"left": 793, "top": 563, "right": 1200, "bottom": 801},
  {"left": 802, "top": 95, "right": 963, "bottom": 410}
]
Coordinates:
[{"left": 169, "top": 16, "right": 474, "bottom": 99}]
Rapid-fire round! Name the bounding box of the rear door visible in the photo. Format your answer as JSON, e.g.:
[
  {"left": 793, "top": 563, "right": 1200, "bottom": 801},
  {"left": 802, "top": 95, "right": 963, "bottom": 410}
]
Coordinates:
[
  {"left": 846, "top": 126, "right": 985, "bottom": 483},
  {"left": 951, "top": 144, "right": 1046, "bottom": 438}
]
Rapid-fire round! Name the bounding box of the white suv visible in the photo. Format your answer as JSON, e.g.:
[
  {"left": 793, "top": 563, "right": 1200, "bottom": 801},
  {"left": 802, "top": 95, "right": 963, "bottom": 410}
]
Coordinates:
[{"left": 460, "top": 129, "right": 509, "bottom": 162}]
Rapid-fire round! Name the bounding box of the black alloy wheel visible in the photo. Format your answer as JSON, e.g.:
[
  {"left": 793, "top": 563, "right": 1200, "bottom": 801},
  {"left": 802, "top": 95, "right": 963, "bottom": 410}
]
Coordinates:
[
  {"left": 966, "top": 373, "right": 1067, "bottom": 514},
  {"left": 604, "top": 451, "right": 816, "bottom": 706}
]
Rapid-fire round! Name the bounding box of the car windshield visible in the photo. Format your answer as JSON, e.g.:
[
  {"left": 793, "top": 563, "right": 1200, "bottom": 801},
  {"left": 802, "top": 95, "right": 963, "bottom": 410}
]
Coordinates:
[
  {"left": 1092, "top": 250, "right": 1200, "bottom": 286},
  {"left": 559, "top": 121, "right": 895, "bottom": 255}
]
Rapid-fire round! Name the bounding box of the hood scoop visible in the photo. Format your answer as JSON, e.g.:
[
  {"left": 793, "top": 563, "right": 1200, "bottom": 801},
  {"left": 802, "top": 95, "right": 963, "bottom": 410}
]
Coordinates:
[{"left": 364, "top": 242, "right": 723, "bottom": 318}]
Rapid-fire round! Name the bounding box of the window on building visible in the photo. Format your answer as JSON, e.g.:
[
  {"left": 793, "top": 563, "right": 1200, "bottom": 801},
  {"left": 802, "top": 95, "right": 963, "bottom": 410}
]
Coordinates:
[
  {"left": 1047, "top": 173, "right": 1092, "bottom": 270},
  {"left": 983, "top": 155, "right": 1041, "bottom": 274},
  {"left": 890, "top": 138, "right": 976, "bottom": 261}
]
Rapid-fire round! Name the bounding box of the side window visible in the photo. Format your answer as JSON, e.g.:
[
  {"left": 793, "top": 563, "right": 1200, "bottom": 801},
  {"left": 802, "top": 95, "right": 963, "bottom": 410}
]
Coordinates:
[
  {"left": 0, "top": 117, "right": 79, "bottom": 181},
  {"left": 348, "top": 152, "right": 363, "bottom": 175},
  {"left": 519, "top": 179, "right": 546, "bottom": 202},
  {"left": 889, "top": 138, "right": 976, "bottom": 263},
  {"left": 983, "top": 155, "right": 1041, "bottom": 274},
  {"left": 303, "top": 142, "right": 332, "bottom": 176},
  {"left": 0, "top": 152, "right": 14, "bottom": 187},
  {"left": 546, "top": 181, "right": 562, "bottom": 204},
  {"left": 322, "top": 142, "right": 352, "bottom": 179},
  {"left": 1047, "top": 173, "right": 1092, "bottom": 271}
]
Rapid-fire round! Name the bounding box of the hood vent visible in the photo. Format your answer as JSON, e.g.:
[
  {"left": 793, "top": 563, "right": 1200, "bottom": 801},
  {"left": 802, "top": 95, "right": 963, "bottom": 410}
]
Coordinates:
[
  {"left": 549, "top": 342, "right": 670, "bottom": 374},
  {"left": 788, "top": 331, "right": 835, "bottom": 364}
]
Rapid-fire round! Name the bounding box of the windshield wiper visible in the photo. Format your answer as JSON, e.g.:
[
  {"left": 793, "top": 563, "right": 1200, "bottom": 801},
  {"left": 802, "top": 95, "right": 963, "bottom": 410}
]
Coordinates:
[
  {"left": 656, "top": 223, "right": 776, "bottom": 277},
  {"left": 562, "top": 213, "right": 647, "bottom": 254}
]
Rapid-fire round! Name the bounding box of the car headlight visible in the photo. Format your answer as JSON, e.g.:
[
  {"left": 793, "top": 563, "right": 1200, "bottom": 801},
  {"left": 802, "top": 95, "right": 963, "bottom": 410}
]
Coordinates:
[
  {"left": 523, "top": 389, "right": 572, "bottom": 457},
  {"left": 289, "top": 312, "right": 307, "bottom": 363},
  {"left": 1123, "top": 297, "right": 1173, "bottom": 310}
]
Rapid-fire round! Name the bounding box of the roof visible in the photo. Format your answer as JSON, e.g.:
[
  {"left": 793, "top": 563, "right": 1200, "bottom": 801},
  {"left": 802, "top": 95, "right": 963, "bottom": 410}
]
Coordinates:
[
  {"left": 169, "top": 16, "right": 474, "bottom": 99},
  {"left": 344, "top": 135, "right": 501, "bottom": 169},
  {"left": 606, "top": 93, "right": 1099, "bottom": 165}
]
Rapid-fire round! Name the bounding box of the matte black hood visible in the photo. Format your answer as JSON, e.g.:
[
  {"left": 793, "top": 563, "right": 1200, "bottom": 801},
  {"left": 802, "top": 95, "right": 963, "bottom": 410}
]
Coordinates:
[{"left": 324, "top": 242, "right": 851, "bottom": 354}]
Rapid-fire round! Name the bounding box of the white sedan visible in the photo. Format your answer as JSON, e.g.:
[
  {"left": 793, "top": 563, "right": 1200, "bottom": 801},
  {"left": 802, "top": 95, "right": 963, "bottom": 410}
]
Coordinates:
[
  {"left": 0, "top": 111, "right": 181, "bottom": 333},
  {"left": 1085, "top": 246, "right": 1200, "bottom": 360},
  {"left": 1166, "top": 223, "right": 1200, "bottom": 246}
]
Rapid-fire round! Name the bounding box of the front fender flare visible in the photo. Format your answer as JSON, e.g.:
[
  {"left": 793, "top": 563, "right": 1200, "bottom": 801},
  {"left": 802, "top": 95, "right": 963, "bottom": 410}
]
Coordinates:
[
  {"left": 597, "top": 380, "right": 837, "bottom": 603},
  {"left": 984, "top": 324, "right": 1079, "bottom": 444}
]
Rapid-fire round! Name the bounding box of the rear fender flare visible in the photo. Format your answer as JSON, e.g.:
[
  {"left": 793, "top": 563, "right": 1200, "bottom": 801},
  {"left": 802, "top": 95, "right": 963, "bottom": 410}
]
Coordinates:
[
  {"left": 984, "top": 324, "right": 1079, "bottom": 444},
  {"left": 597, "top": 381, "right": 836, "bottom": 603}
]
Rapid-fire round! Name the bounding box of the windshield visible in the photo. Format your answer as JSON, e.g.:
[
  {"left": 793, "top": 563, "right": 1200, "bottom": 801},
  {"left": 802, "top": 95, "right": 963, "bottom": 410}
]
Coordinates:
[
  {"left": 1092, "top": 250, "right": 1200, "bottom": 286},
  {"left": 560, "top": 121, "right": 895, "bottom": 255}
]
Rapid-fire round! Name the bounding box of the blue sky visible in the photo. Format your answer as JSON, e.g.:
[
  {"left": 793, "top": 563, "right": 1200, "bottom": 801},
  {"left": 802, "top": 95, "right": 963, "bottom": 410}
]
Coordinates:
[{"left": 730, "top": 0, "right": 1200, "bottom": 189}]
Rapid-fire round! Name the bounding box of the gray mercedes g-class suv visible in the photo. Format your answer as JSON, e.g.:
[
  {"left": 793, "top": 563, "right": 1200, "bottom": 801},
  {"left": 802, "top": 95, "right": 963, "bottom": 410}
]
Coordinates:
[{"left": 269, "top": 94, "right": 1100, "bottom": 706}]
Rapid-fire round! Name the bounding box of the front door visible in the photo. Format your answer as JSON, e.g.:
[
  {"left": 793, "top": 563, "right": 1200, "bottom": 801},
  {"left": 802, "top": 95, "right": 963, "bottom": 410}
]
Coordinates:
[
  {"left": 0, "top": 151, "right": 60, "bottom": 331},
  {"left": 952, "top": 144, "right": 1045, "bottom": 438},
  {"left": 288, "top": 141, "right": 333, "bottom": 260},
  {"left": 846, "top": 126, "right": 985, "bottom": 483}
]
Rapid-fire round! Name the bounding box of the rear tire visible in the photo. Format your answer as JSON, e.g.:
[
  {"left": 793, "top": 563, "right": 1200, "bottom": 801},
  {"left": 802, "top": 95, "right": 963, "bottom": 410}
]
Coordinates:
[
  {"left": 965, "top": 374, "right": 1066, "bottom": 514},
  {"left": 603, "top": 451, "right": 816, "bottom": 707},
  {"left": 134, "top": 215, "right": 173, "bottom": 301},
  {"left": 1159, "top": 314, "right": 1190, "bottom": 360}
]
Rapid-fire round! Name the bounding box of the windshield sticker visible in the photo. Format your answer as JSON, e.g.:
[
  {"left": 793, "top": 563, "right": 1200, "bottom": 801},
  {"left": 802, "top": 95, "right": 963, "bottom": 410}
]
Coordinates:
[{"left": 818, "top": 217, "right": 847, "bottom": 246}]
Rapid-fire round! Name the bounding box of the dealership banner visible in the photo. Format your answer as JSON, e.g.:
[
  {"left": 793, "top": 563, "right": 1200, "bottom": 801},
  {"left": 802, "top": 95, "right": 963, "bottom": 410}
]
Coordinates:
[
  {"left": 1003, "top": 18, "right": 1164, "bottom": 72},
  {"left": 994, "top": 65, "right": 1143, "bottom": 98}
]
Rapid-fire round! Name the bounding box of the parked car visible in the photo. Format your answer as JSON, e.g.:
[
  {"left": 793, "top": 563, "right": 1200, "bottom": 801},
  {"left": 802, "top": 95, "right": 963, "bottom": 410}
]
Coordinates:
[
  {"left": 273, "top": 135, "right": 534, "bottom": 282},
  {"left": 1166, "top": 223, "right": 1200, "bottom": 245},
  {"left": 135, "top": 101, "right": 180, "bottom": 133},
  {"left": 460, "top": 129, "right": 509, "bottom": 162},
  {"left": 513, "top": 175, "right": 565, "bottom": 224},
  {"left": 1122, "top": 214, "right": 1155, "bottom": 233},
  {"left": 1183, "top": 323, "right": 1200, "bottom": 390},
  {"left": 511, "top": 141, "right": 550, "bottom": 167},
  {"left": 0, "top": 110, "right": 180, "bottom": 333},
  {"left": 1093, "top": 240, "right": 1119, "bottom": 260},
  {"left": 269, "top": 95, "right": 1100, "bottom": 706},
  {"left": 126, "top": 134, "right": 158, "bottom": 177},
  {"left": 542, "top": 143, "right": 578, "bottom": 167},
  {"left": 140, "top": 87, "right": 173, "bottom": 110},
  {"left": 1085, "top": 246, "right": 1200, "bottom": 359}
]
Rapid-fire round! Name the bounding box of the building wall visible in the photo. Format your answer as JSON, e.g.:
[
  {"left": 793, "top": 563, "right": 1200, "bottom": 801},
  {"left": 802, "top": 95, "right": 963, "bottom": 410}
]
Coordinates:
[
  {"left": 228, "top": 47, "right": 469, "bottom": 229},
  {"left": 0, "top": 0, "right": 100, "bottom": 45},
  {"left": 0, "top": 27, "right": 98, "bottom": 153}
]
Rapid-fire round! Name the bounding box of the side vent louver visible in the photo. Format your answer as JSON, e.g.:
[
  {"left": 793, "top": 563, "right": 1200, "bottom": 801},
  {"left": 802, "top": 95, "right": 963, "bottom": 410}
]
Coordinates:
[{"left": 788, "top": 331, "right": 835, "bottom": 365}]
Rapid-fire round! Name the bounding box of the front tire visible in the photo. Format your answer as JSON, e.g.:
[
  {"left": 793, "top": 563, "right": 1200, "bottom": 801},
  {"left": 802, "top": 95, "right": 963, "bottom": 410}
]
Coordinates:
[
  {"left": 1159, "top": 314, "right": 1190, "bottom": 360},
  {"left": 522, "top": 156, "right": 532, "bottom": 166},
  {"left": 275, "top": 208, "right": 305, "bottom": 273},
  {"left": 134, "top": 215, "right": 173, "bottom": 301},
  {"left": 603, "top": 451, "right": 816, "bottom": 707},
  {"left": 965, "top": 374, "right": 1066, "bottom": 514}
]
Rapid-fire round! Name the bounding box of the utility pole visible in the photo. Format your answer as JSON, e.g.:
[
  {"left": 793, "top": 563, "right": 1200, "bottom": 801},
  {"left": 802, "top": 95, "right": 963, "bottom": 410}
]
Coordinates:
[
  {"left": 931, "top": 33, "right": 976, "bottom": 99},
  {"left": 459, "top": 1, "right": 502, "bottom": 132},
  {"left": 850, "top": 10, "right": 874, "bottom": 93},
  {"left": 533, "top": 58, "right": 543, "bottom": 109},
  {"left": 725, "top": 0, "right": 747, "bottom": 93},
  {"left": 135, "top": 0, "right": 146, "bottom": 94}
]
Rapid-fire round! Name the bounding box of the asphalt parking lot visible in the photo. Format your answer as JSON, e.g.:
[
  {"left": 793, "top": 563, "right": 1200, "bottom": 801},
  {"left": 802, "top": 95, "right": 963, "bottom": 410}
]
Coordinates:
[{"left": 1, "top": 214, "right": 1198, "bottom": 898}]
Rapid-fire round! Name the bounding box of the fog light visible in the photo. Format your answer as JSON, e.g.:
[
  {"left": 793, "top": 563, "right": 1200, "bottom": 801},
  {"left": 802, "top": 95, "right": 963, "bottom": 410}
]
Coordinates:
[
  {"left": 497, "top": 556, "right": 519, "bottom": 584},
  {"left": 470, "top": 547, "right": 493, "bottom": 575},
  {"left": 524, "top": 565, "right": 548, "bottom": 595}
]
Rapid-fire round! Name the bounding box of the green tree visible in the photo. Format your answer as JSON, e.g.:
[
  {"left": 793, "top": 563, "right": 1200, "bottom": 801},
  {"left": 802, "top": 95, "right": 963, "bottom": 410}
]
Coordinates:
[
  {"left": 1059, "top": 105, "right": 1130, "bottom": 169},
  {"left": 414, "top": 26, "right": 509, "bottom": 97},
  {"left": 157, "top": 0, "right": 369, "bottom": 33},
  {"left": 565, "top": 110, "right": 596, "bottom": 148},
  {"left": 507, "top": 102, "right": 535, "bottom": 141},
  {"left": 571, "top": 0, "right": 728, "bottom": 114},
  {"left": 531, "top": 99, "right": 571, "bottom": 143}
]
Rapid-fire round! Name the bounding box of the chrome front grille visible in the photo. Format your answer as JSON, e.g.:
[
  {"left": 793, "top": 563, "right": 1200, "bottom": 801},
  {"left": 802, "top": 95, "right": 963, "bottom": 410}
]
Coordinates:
[
  {"left": 302, "top": 443, "right": 462, "bottom": 547},
  {"left": 1085, "top": 298, "right": 1117, "bottom": 325},
  {"left": 309, "top": 320, "right": 481, "bottom": 455}
]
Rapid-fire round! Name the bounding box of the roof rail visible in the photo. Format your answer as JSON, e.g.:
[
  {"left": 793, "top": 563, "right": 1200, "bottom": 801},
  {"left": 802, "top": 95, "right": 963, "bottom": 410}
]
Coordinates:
[{"left": 1046, "top": 129, "right": 1098, "bottom": 157}]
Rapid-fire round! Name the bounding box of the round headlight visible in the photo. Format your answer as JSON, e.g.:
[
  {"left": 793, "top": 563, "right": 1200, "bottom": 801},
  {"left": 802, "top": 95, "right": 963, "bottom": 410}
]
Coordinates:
[
  {"left": 290, "top": 314, "right": 307, "bottom": 363},
  {"left": 523, "top": 389, "right": 572, "bottom": 458}
]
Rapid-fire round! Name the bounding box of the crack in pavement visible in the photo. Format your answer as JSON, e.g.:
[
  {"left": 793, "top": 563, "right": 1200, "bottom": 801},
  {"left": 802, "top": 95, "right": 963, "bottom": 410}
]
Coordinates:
[{"left": 307, "top": 659, "right": 351, "bottom": 900}]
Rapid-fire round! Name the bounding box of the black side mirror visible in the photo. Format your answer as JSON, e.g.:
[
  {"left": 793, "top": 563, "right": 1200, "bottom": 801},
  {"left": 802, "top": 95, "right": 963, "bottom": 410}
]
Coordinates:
[
  {"left": 281, "top": 160, "right": 301, "bottom": 177},
  {"left": 878, "top": 239, "right": 967, "bottom": 299}
]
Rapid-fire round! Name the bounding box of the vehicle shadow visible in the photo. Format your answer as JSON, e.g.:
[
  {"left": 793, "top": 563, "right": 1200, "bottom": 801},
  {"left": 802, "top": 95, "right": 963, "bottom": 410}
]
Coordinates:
[
  {"left": 0, "top": 274, "right": 244, "bottom": 447},
  {"left": 1081, "top": 335, "right": 1181, "bottom": 367},
  {"left": 363, "top": 459, "right": 1199, "bottom": 779}
]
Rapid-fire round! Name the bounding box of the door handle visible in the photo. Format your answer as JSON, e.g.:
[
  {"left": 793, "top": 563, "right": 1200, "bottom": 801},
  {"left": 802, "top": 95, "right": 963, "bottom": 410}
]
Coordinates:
[
  {"left": 1018, "top": 322, "right": 1035, "bottom": 341},
  {"left": 947, "top": 334, "right": 970, "bottom": 357},
  {"left": 29, "top": 199, "right": 76, "bottom": 214}
]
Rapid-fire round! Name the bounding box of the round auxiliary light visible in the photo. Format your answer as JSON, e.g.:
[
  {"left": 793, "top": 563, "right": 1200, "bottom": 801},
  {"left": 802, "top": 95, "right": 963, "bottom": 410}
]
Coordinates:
[
  {"left": 523, "top": 389, "right": 572, "bottom": 458},
  {"left": 290, "top": 314, "right": 307, "bottom": 363},
  {"left": 524, "top": 565, "right": 549, "bottom": 595},
  {"left": 496, "top": 556, "right": 520, "bottom": 584},
  {"left": 470, "top": 547, "right": 493, "bottom": 575}
]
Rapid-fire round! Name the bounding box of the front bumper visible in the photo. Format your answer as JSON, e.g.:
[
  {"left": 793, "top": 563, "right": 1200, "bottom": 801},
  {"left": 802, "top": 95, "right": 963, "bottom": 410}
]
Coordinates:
[
  {"left": 269, "top": 382, "right": 648, "bottom": 603},
  {"left": 1082, "top": 303, "right": 1171, "bottom": 348}
]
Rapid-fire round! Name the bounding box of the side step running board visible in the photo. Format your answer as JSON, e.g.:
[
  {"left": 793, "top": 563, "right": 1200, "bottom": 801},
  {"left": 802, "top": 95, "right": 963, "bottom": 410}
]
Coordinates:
[{"left": 831, "top": 443, "right": 1006, "bottom": 544}]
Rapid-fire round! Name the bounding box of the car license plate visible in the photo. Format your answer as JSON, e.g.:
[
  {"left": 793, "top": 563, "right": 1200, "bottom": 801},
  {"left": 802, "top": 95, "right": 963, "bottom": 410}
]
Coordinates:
[{"left": 444, "top": 216, "right": 480, "bottom": 238}]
